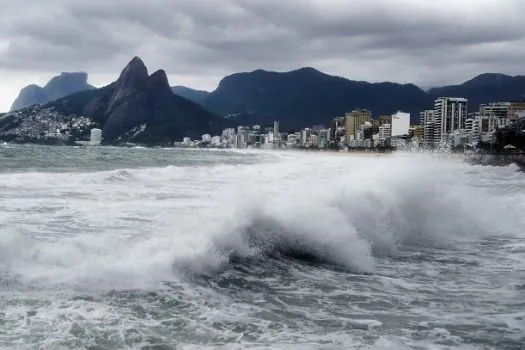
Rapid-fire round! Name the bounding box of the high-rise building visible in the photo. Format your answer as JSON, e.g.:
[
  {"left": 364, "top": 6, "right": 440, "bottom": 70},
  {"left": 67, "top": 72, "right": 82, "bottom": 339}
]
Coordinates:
[
  {"left": 480, "top": 102, "right": 510, "bottom": 118},
  {"left": 317, "top": 129, "right": 330, "bottom": 148},
  {"left": 373, "top": 115, "right": 391, "bottom": 135},
  {"left": 480, "top": 102, "right": 511, "bottom": 129},
  {"left": 308, "top": 134, "right": 318, "bottom": 147},
  {"left": 287, "top": 134, "right": 298, "bottom": 147},
  {"left": 420, "top": 110, "right": 434, "bottom": 145},
  {"left": 378, "top": 124, "right": 391, "bottom": 146},
  {"left": 377, "top": 115, "right": 392, "bottom": 126},
  {"left": 301, "top": 128, "right": 311, "bottom": 147},
  {"left": 391, "top": 111, "right": 410, "bottom": 137},
  {"left": 90, "top": 128, "right": 102, "bottom": 145},
  {"left": 273, "top": 121, "right": 280, "bottom": 141},
  {"left": 345, "top": 109, "right": 372, "bottom": 142},
  {"left": 508, "top": 102, "right": 525, "bottom": 121},
  {"left": 433, "top": 97, "right": 468, "bottom": 145},
  {"left": 330, "top": 117, "right": 345, "bottom": 142}
]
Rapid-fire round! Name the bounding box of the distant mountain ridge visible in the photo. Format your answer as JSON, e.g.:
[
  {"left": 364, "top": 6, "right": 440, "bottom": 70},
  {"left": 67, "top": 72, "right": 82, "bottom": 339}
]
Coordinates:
[
  {"left": 45, "top": 57, "right": 229, "bottom": 144},
  {"left": 198, "top": 69, "right": 525, "bottom": 127},
  {"left": 170, "top": 86, "right": 210, "bottom": 104},
  {"left": 10, "top": 65, "right": 525, "bottom": 129},
  {"left": 200, "top": 67, "right": 433, "bottom": 126},
  {"left": 428, "top": 73, "right": 525, "bottom": 110},
  {"left": 10, "top": 72, "right": 95, "bottom": 111}
]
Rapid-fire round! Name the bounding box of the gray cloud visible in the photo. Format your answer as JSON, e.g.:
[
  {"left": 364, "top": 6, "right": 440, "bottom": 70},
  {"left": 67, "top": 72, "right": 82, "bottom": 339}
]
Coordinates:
[{"left": 1, "top": 0, "right": 525, "bottom": 90}]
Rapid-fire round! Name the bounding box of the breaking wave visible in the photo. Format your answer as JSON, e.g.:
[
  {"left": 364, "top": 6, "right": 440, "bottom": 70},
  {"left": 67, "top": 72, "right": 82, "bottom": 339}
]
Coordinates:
[{"left": 1, "top": 151, "right": 524, "bottom": 291}]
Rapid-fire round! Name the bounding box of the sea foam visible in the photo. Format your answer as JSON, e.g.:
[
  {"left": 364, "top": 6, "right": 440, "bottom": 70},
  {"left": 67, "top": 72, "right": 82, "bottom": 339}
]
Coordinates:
[{"left": 0, "top": 151, "right": 524, "bottom": 290}]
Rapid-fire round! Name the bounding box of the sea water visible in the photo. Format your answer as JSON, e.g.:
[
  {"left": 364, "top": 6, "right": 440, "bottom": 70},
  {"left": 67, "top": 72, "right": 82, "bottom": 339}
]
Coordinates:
[{"left": 0, "top": 144, "right": 524, "bottom": 349}]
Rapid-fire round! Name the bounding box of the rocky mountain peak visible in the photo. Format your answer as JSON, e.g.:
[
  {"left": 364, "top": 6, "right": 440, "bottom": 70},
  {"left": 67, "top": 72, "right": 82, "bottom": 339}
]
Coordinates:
[
  {"left": 116, "top": 56, "right": 149, "bottom": 85},
  {"left": 148, "top": 69, "right": 171, "bottom": 92},
  {"left": 10, "top": 72, "right": 94, "bottom": 112},
  {"left": 108, "top": 57, "right": 150, "bottom": 111},
  {"left": 44, "top": 72, "right": 89, "bottom": 90}
]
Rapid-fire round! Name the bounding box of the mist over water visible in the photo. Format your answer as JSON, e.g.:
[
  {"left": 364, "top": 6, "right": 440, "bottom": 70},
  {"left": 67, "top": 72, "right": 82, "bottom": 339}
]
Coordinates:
[{"left": 1, "top": 144, "right": 524, "bottom": 349}]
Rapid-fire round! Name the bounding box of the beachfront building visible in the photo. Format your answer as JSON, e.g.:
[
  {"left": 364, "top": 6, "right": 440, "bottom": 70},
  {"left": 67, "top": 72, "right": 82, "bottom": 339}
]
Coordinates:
[
  {"left": 378, "top": 123, "right": 391, "bottom": 147},
  {"left": 433, "top": 97, "right": 468, "bottom": 146},
  {"left": 301, "top": 128, "right": 311, "bottom": 147},
  {"left": 391, "top": 111, "right": 410, "bottom": 137},
  {"left": 90, "top": 128, "right": 102, "bottom": 145},
  {"left": 330, "top": 117, "right": 345, "bottom": 145},
  {"left": 480, "top": 102, "right": 511, "bottom": 129},
  {"left": 508, "top": 102, "right": 525, "bottom": 122},
  {"left": 420, "top": 110, "right": 434, "bottom": 146},
  {"left": 317, "top": 129, "right": 330, "bottom": 148},
  {"left": 345, "top": 109, "right": 372, "bottom": 143}
]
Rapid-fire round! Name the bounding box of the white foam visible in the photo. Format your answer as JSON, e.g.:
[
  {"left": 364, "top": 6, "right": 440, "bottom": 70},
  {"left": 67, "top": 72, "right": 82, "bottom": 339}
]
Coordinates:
[{"left": 0, "top": 151, "right": 524, "bottom": 291}]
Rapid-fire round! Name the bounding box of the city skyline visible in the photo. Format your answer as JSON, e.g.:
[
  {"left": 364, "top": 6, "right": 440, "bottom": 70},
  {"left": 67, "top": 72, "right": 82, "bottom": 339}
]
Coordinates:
[
  {"left": 2, "top": 0, "right": 525, "bottom": 112},
  {"left": 2, "top": 91, "right": 524, "bottom": 153}
]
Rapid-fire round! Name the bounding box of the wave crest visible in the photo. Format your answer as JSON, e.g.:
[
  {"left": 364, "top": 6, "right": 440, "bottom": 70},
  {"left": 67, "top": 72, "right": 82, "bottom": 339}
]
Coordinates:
[{"left": 2, "top": 152, "right": 524, "bottom": 290}]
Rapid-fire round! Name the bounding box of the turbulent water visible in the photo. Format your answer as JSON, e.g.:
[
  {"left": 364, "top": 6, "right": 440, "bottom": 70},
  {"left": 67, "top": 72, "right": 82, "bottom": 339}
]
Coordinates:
[{"left": 0, "top": 144, "right": 524, "bottom": 349}]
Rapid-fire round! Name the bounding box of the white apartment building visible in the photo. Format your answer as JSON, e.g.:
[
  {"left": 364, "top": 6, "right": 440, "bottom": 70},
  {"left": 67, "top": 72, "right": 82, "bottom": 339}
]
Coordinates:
[
  {"left": 433, "top": 97, "right": 468, "bottom": 145},
  {"left": 90, "top": 128, "right": 102, "bottom": 145},
  {"left": 465, "top": 118, "right": 478, "bottom": 146},
  {"left": 465, "top": 114, "right": 497, "bottom": 146},
  {"left": 273, "top": 121, "right": 280, "bottom": 141},
  {"left": 391, "top": 111, "right": 410, "bottom": 137},
  {"left": 317, "top": 129, "right": 330, "bottom": 148},
  {"left": 420, "top": 110, "right": 434, "bottom": 145},
  {"left": 287, "top": 134, "right": 297, "bottom": 147},
  {"left": 378, "top": 123, "right": 391, "bottom": 146},
  {"left": 480, "top": 102, "right": 511, "bottom": 129},
  {"left": 308, "top": 134, "right": 318, "bottom": 147},
  {"left": 301, "top": 128, "right": 311, "bottom": 147}
]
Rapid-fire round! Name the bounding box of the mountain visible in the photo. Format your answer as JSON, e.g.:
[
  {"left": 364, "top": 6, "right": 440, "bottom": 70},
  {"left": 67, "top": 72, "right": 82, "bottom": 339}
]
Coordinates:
[
  {"left": 46, "top": 57, "right": 229, "bottom": 144},
  {"left": 171, "top": 86, "right": 210, "bottom": 104},
  {"left": 12, "top": 64, "right": 525, "bottom": 134},
  {"left": 201, "top": 67, "right": 433, "bottom": 127},
  {"left": 10, "top": 72, "right": 95, "bottom": 111},
  {"left": 428, "top": 73, "right": 525, "bottom": 111}
]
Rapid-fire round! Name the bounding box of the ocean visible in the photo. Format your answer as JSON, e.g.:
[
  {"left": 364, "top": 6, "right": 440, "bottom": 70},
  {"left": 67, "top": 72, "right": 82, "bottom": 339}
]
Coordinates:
[{"left": 0, "top": 144, "right": 524, "bottom": 349}]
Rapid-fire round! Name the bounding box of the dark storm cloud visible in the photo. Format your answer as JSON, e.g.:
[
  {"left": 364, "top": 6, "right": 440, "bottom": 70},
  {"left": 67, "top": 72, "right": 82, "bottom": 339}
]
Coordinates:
[{"left": 1, "top": 0, "right": 525, "bottom": 86}]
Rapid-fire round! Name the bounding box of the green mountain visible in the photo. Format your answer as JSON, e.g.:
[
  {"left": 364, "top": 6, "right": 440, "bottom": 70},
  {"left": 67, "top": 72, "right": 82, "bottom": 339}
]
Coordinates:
[
  {"left": 11, "top": 63, "right": 525, "bottom": 134},
  {"left": 428, "top": 73, "right": 525, "bottom": 111},
  {"left": 10, "top": 72, "right": 95, "bottom": 111},
  {"left": 46, "top": 57, "right": 230, "bottom": 145},
  {"left": 171, "top": 86, "right": 210, "bottom": 104},
  {"left": 201, "top": 67, "right": 433, "bottom": 127}
]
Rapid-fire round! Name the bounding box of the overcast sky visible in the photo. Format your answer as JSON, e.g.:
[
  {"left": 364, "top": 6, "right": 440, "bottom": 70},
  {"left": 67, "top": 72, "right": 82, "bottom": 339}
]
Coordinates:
[{"left": 1, "top": 0, "right": 524, "bottom": 112}]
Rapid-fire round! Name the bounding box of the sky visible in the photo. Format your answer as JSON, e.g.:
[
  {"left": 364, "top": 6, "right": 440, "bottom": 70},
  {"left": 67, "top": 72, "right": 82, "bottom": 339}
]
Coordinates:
[{"left": 1, "top": 0, "right": 525, "bottom": 112}]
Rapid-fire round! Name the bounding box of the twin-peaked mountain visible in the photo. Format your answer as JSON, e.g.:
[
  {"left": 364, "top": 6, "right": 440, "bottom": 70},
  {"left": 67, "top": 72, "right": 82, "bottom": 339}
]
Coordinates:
[
  {"left": 10, "top": 72, "right": 95, "bottom": 112},
  {"left": 46, "top": 57, "right": 229, "bottom": 144}
]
